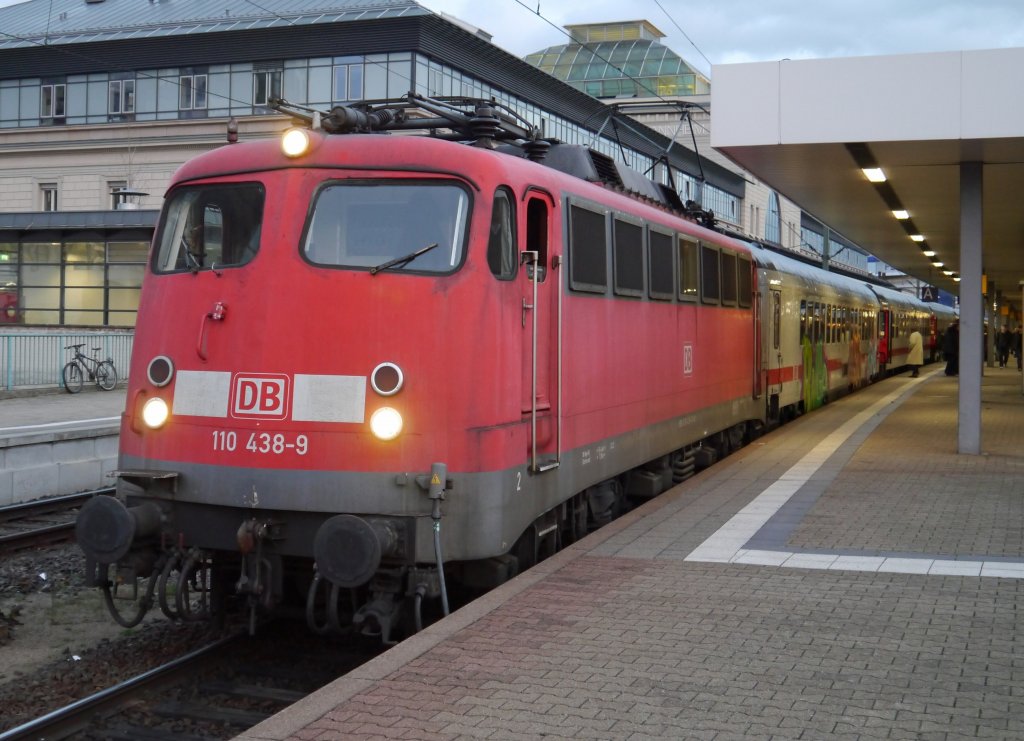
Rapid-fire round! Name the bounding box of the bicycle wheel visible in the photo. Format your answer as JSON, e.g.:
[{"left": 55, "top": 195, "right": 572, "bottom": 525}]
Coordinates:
[
  {"left": 62, "top": 361, "right": 84, "bottom": 394},
  {"left": 96, "top": 360, "right": 118, "bottom": 391}
]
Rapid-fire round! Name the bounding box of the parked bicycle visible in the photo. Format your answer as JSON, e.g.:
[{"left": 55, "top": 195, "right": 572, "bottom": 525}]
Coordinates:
[{"left": 62, "top": 344, "right": 118, "bottom": 393}]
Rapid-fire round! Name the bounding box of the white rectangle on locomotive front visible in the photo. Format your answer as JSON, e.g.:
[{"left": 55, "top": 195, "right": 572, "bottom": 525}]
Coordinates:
[
  {"left": 173, "top": 370, "right": 231, "bottom": 417},
  {"left": 292, "top": 374, "right": 366, "bottom": 423}
]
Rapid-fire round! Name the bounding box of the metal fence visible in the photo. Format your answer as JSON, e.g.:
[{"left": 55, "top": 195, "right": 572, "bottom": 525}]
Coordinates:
[{"left": 0, "top": 332, "right": 134, "bottom": 391}]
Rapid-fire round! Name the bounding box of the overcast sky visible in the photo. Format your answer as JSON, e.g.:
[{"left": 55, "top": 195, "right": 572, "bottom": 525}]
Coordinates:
[
  {"left": 417, "top": 0, "right": 1024, "bottom": 77},
  {"left": 1, "top": 0, "right": 1023, "bottom": 78}
]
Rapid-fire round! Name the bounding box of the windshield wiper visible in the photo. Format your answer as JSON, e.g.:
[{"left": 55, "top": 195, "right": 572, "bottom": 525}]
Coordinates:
[{"left": 369, "top": 242, "right": 439, "bottom": 275}]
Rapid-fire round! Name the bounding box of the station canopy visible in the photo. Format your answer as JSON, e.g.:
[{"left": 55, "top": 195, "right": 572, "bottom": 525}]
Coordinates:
[{"left": 710, "top": 48, "right": 1024, "bottom": 303}]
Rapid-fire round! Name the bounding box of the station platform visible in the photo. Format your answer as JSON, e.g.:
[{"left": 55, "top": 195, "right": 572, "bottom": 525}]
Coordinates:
[
  {"left": 0, "top": 388, "right": 125, "bottom": 505},
  {"left": 234, "top": 366, "right": 1024, "bottom": 740},
  {"left": 0, "top": 388, "right": 125, "bottom": 437}
]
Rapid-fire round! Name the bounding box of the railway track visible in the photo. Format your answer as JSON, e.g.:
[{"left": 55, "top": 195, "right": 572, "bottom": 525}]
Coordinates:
[
  {"left": 0, "top": 620, "right": 381, "bottom": 741},
  {"left": 0, "top": 489, "right": 111, "bottom": 555}
]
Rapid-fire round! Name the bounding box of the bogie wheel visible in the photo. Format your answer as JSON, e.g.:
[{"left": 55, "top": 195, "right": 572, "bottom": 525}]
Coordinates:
[
  {"left": 96, "top": 360, "right": 118, "bottom": 390},
  {"left": 62, "top": 361, "right": 84, "bottom": 394}
]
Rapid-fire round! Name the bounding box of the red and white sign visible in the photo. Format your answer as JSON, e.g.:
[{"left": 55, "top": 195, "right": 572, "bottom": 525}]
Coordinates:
[
  {"left": 172, "top": 370, "right": 366, "bottom": 423},
  {"left": 230, "top": 374, "right": 290, "bottom": 420}
]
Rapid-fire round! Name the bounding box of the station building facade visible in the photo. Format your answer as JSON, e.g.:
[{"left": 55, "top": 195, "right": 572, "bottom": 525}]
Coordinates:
[{"left": 0, "top": 0, "right": 746, "bottom": 330}]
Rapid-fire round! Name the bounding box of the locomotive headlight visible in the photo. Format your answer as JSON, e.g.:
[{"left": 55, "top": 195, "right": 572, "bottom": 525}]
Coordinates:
[
  {"left": 142, "top": 397, "right": 170, "bottom": 429},
  {"left": 369, "top": 407, "right": 403, "bottom": 441},
  {"left": 281, "top": 128, "right": 311, "bottom": 158}
]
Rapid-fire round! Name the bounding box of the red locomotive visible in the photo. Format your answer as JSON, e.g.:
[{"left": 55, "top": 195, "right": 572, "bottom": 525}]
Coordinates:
[{"left": 75, "top": 95, "right": 955, "bottom": 640}]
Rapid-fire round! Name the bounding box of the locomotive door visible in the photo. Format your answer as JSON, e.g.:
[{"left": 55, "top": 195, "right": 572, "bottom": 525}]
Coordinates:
[{"left": 520, "top": 191, "right": 560, "bottom": 473}]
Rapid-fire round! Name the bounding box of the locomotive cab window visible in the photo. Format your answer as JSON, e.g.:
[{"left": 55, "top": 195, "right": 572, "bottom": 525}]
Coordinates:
[
  {"left": 303, "top": 181, "right": 469, "bottom": 274},
  {"left": 154, "top": 183, "right": 263, "bottom": 273}
]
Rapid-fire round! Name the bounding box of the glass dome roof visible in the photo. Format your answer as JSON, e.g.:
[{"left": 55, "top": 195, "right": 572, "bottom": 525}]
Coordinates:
[{"left": 525, "top": 21, "right": 709, "bottom": 99}]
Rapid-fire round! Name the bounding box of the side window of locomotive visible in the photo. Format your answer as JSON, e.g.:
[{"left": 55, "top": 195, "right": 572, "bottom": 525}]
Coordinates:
[
  {"left": 153, "top": 183, "right": 264, "bottom": 273},
  {"left": 303, "top": 181, "right": 469, "bottom": 274},
  {"left": 719, "top": 250, "right": 738, "bottom": 306},
  {"left": 678, "top": 237, "right": 698, "bottom": 302},
  {"left": 700, "top": 243, "right": 720, "bottom": 305},
  {"left": 648, "top": 230, "right": 674, "bottom": 300},
  {"left": 568, "top": 205, "right": 607, "bottom": 293},
  {"left": 612, "top": 218, "right": 643, "bottom": 297},
  {"left": 737, "top": 255, "right": 752, "bottom": 308},
  {"left": 525, "top": 198, "right": 548, "bottom": 283},
  {"left": 487, "top": 188, "right": 516, "bottom": 280}
]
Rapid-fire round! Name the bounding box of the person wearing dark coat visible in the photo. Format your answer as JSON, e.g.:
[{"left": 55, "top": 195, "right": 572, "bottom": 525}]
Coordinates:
[
  {"left": 943, "top": 321, "right": 959, "bottom": 376},
  {"left": 997, "top": 326, "right": 1012, "bottom": 367}
]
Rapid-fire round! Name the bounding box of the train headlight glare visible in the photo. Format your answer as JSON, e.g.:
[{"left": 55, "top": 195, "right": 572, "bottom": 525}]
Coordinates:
[
  {"left": 282, "top": 128, "right": 311, "bottom": 157},
  {"left": 142, "top": 398, "right": 170, "bottom": 429},
  {"left": 370, "top": 407, "right": 403, "bottom": 441}
]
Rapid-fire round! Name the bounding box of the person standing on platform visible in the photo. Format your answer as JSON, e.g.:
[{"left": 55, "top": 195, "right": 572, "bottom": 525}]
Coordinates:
[
  {"left": 1015, "top": 327, "right": 1023, "bottom": 372},
  {"left": 943, "top": 320, "right": 959, "bottom": 376},
  {"left": 997, "top": 325, "right": 1012, "bottom": 367},
  {"left": 908, "top": 329, "right": 923, "bottom": 378}
]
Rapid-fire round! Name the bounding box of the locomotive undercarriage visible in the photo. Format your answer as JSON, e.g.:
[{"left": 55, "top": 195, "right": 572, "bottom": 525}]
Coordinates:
[
  {"left": 76, "top": 469, "right": 451, "bottom": 642},
  {"left": 77, "top": 417, "right": 763, "bottom": 642}
]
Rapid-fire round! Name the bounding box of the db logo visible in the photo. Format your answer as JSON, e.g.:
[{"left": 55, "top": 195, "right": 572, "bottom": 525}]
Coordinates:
[{"left": 231, "top": 374, "right": 290, "bottom": 419}]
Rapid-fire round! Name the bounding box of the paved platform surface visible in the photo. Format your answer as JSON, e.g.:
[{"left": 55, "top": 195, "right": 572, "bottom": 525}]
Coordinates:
[
  {"left": 0, "top": 388, "right": 125, "bottom": 443},
  {"left": 235, "top": 365, "right": 1024, "bottom": 741}
]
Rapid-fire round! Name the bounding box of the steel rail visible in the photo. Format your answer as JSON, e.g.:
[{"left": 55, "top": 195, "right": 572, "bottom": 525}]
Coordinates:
[
  {"left": 0, "top": 633, "right": 243, "bottom": 741},
  {"left": 0, "top": 487, "right": 114, "bottom": 554}
]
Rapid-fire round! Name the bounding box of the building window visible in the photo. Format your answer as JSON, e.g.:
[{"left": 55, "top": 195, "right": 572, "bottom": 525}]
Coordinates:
[
  {"left": 765, "top": 191, "right": 781, "bottom": 244},
  {"left": 253, "top": 70, "right": 282, "bottom": 107},
  {"left": 40, "top": 184, "right": 58, "bottom": 212},
  {"left": 108, "top": 180, "right": 127, "bottom": 210},
  {"left": 108, "top": 79, "right": 135, "bottom": 114},
  {"left": 179, "top": 74, "right": 207, "bottom": 110},
  {"left": 41, "top": 84, "right": 66, "bottom": 119},
  {"left": 333, "top": 62, "right": 364, "bottom": 102}
]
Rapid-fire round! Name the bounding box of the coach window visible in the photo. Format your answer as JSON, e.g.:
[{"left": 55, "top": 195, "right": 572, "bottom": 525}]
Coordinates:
[
  {"left": 737, "top": 255, "right": 752, "bottom": 308},
  {"left": 773, "top": 292, "right": 781, "bottom": 349},
  {"left": 569, "top": 204, "right": 607, "bottom": 293},
  {"left": 700, "top": 243, "right": 720, "bottom": 305},
  {"left": 648, "top": 230, "right": 674, "bottom": 300},
  {"left": 487, "top": 188, "right": 516, "bottom": 279},
  {"left": 800, "top": 300, "right": 807, "bottom": 341},
  {"left": 612, "top": 218, "right": 643, "bottom": 297},
  {"left": 154, "top": 183, "right": 264, "bottom": 273},
  {"left": 720, "top": 250, "right": 737, "bottom": 306}
]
